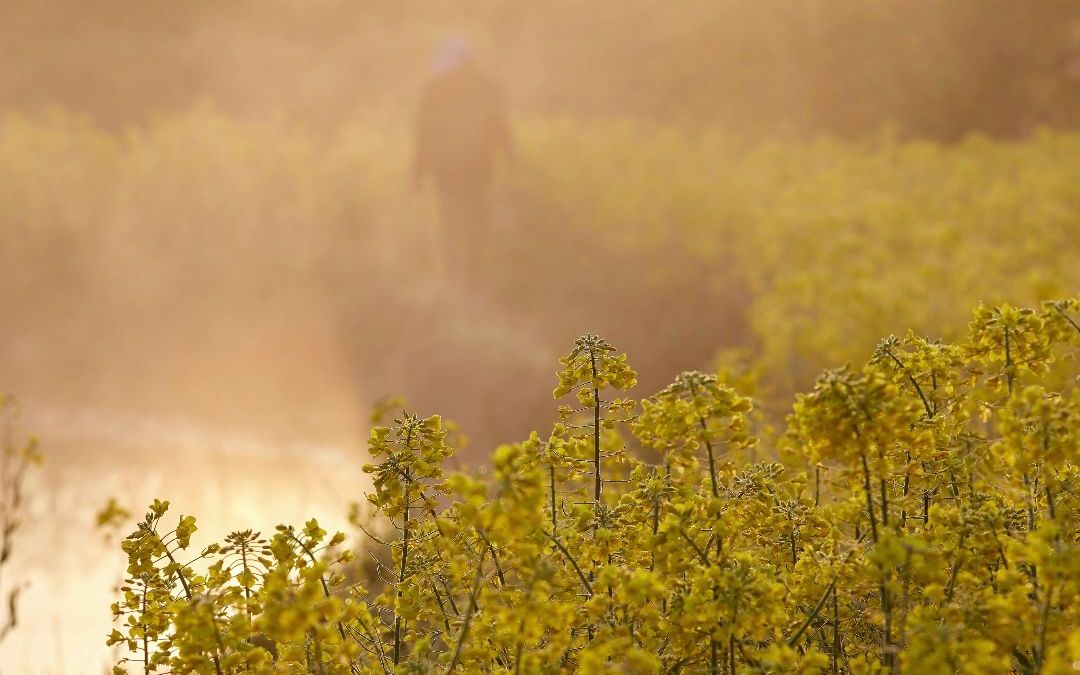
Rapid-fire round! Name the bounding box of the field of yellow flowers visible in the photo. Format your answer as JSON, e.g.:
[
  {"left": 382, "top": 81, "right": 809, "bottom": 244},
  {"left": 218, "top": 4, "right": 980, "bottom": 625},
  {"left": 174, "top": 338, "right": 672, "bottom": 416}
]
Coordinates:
[
  {"left": 108, "top": 296, "right": 1079, "bottom": 673},
  {"left": 3, "top": 112, "right": 1078, "bottom": 414},
  {"left": 3, "top": 111, "right": 1078, "bottom": 672}
]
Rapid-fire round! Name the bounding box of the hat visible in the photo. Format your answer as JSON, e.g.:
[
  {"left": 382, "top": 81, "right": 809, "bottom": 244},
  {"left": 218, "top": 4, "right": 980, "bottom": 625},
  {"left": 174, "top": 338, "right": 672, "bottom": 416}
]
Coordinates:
[{"left": 433, "top": 36, "right": 473, "bottom": 74}]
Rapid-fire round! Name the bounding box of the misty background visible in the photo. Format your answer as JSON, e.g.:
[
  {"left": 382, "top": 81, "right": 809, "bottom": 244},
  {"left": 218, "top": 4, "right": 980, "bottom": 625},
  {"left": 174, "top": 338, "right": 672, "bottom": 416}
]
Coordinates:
[{"left": 2, "top": 1, "right": 1080, "bottom": 672}]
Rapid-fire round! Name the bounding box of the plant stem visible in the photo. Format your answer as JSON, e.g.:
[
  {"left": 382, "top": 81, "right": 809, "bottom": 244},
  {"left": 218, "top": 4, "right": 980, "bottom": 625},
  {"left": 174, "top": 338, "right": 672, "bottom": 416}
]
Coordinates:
[
  {"left": 688, "top": 378, "right": 719, "bottom": 497},
  {"left": 880, "top": 477, "right": 889, "bottom": 527},
  {"left": 1023, "top": 472, "right": 1036, "bottom": 532},
  {"left": 549, "top": 463, "right": 557, "bottom": 531},
  {"left": 729, "top": 634, "right": 735, "bottom": 674},
  {"left": 788, "top": 577, "right": 837, "bottom": 647},
  {"left": 394, "top": 465, "right": 412, "bottom": 667},
  {"left": 901, "top": 450, "right": 911, "bottom": 528},
  {"left": 860, "top": 451, "right": 879, "bottom": 543},
  {"left": 1034, "top": 585, "right": 1052, "bottom": 673},
  {"left": 882, "top": 348, "right": 933, "bottom": 419},
  {"left": 445, "top": 547, "right": 487, "bottom": 674},
  {"left": 1004, "top": 326, "right": 1014, "bottom": 394},
  {"left": 831, "top": 583, "right": 840, "bottom": 674},
  {"left": 881, "top": 579, "right": 893, "bottom": 672},
  {"left": 164, "top": 548, "right": 223, "bottom": 675},
  {"left": 589, "top": 350, "right": 602, "bottom": 512},
  {"left": 544, "top": 532, "right": 593, "bottom": 597},
  {"left": 141, "top": 579, "right": 150, "bottom": 675}
]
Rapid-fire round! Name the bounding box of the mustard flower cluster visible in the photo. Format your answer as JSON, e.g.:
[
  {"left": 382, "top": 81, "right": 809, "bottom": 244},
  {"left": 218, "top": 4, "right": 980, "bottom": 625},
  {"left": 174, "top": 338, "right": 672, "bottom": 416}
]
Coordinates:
[{"left": 111, "top": 297, "right": 1080, "bottom": 673}]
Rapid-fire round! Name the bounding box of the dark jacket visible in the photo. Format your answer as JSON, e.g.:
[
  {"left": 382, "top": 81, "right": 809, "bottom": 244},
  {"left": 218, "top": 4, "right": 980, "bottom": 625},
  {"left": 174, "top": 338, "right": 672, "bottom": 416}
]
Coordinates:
[{"left": 414, "top": 65, "right": 511, "bottom": 191}]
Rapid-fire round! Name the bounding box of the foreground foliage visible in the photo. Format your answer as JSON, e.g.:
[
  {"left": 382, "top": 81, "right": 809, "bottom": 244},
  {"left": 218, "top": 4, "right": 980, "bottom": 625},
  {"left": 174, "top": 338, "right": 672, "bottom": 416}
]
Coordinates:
[{"left": 110, "top": 297, "right": 1080, "bottom": 673}]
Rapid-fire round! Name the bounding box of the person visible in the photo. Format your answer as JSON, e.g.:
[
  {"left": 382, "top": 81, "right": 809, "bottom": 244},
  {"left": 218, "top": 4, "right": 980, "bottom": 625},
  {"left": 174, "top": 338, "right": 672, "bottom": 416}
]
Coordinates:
[{"left": 413, "top": 37, "right": 512, "bottom": 296}]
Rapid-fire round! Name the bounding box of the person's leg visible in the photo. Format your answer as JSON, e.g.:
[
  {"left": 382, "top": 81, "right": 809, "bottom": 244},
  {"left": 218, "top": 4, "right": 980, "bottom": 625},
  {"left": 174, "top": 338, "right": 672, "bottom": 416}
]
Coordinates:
[
  {"left": 458, "top": 184, "right": 490, "bottom": 292},
  {"left": 437, "top": 184, "right": 467, "bottom": 297}
]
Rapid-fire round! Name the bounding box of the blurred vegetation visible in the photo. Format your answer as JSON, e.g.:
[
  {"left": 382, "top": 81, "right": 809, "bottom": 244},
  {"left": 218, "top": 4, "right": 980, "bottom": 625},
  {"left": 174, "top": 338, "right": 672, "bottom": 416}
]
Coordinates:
[
  {"left": 514, "top": 122, "right": 1080, "bottom": 404},
  {"left": 4, "top": 1, "right": 1079, "bottom": 448},
  {"left": 0, "top": 395, "right": 42, "bottom": 647},
  {"left": 2, "top": 1, "right": 1078, "bottom": 138},
  {"left": 2, "top": 111, "right": 1077, "bottom": 436}
]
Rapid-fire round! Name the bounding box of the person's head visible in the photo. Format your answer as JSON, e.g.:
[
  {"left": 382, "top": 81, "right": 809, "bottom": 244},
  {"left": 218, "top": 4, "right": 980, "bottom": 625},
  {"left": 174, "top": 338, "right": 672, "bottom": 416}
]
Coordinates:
[{"left": 432, "top": 35, "right": 474, "bottom": 75}]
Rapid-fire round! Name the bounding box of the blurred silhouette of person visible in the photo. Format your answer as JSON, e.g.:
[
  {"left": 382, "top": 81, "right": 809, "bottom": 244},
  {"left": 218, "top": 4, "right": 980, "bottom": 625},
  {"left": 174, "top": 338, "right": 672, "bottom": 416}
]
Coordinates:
[{"left": 413, "top": 37, "right": 512, "bottom": 297}]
